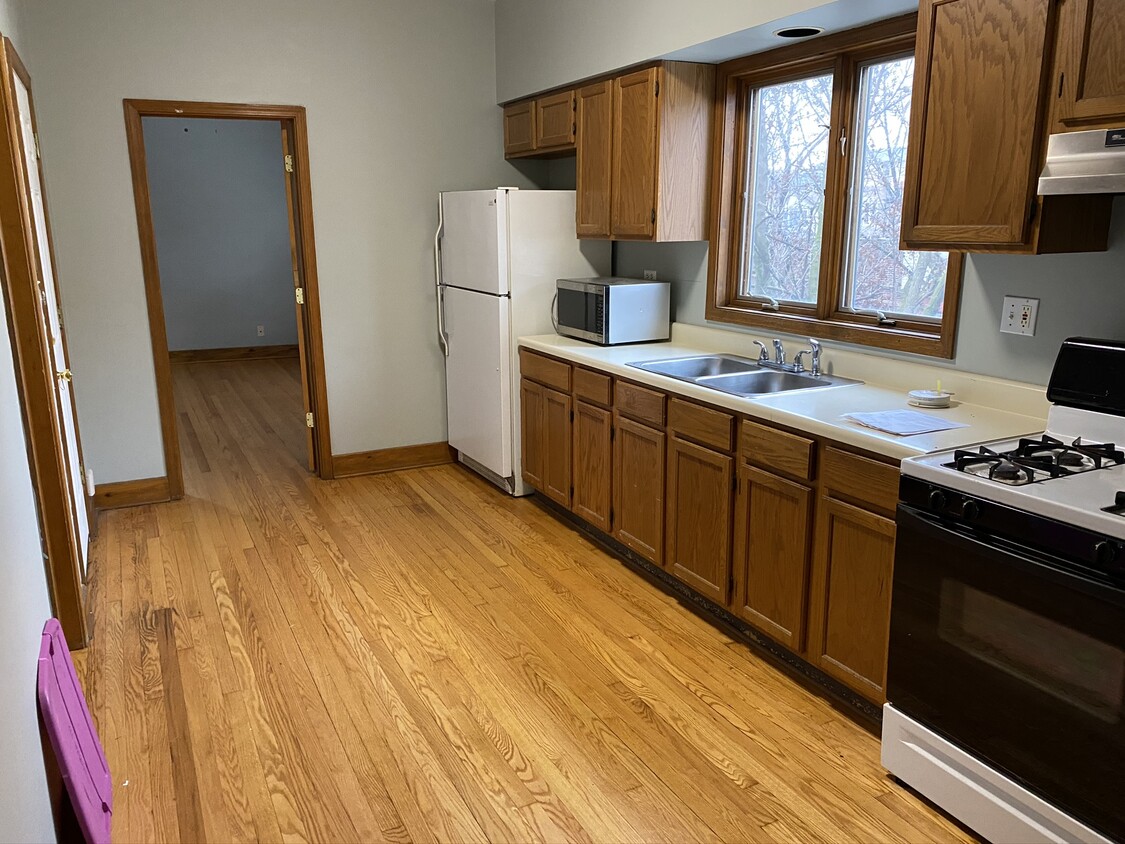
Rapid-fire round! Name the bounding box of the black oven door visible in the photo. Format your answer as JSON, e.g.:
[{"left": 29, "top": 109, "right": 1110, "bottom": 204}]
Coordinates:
[{"left": 889, "top": 505, "right": 1125, "bottom": 841}]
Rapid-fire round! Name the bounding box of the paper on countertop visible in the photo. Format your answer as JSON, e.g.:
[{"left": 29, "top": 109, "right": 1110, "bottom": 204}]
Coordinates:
[{"left": 841, "top": 410, "right": 969, "bottom": 437}]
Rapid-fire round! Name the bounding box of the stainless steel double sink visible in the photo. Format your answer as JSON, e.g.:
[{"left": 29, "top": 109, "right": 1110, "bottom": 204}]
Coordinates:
[{"left": 628, "top": 354, "right": 861, "bottom": 397}]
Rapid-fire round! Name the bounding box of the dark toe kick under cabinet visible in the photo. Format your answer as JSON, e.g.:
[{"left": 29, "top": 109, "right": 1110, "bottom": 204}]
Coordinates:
[{"left": 519, "top": 348, "right": 900, "bottom": 705}]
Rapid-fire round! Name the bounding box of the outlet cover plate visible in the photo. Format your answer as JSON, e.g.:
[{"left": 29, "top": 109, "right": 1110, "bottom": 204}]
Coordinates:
[
  {"left": 1000, "top": 296, "right": 1039, "bottom": 336},
  {"left": 642, "top": 269, "right": 658, "bottom": 280}
]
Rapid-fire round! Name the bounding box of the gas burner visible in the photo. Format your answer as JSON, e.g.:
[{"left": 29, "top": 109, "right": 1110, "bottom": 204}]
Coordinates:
[
  {"left": 1012, "top": 435, "right": 1124, "bottom": 474},
  {"left": 991, "top": 460, "right": 1031, "bottom": 484}
]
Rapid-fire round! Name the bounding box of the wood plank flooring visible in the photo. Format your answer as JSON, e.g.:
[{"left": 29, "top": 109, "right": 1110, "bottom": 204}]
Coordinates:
[{"left": 80, "top": 357, "right": 974, "bottom": 843}]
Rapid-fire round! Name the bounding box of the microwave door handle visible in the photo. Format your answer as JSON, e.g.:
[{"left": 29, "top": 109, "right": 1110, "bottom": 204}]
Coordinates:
[
  {"left": 434, "top": 197, "right": 449, "bottom": 357},
  {"left": 550, "top": 292, "right": 559, "bottom": 334}
]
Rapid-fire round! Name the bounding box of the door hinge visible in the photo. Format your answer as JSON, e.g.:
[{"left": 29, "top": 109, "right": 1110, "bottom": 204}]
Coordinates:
[
  {"left": 295, "top": 287, "right": 305, "bottom": 305},
  {"left": 572, "top": 121, "right": 577, "bottom": 135},
  {"left": 284, "top": 154, "right": 294, "bottom": 173},
  {"left": 654, "top": 80, "right": 660, "bottom": 97},
  {"left": 1058, "top": 72, "right": 1065, "bottom": 99},
  {"left": 651, "top": 208, "right": 656, "bottom": 224},
  {"left": 305, "top": 411, "right": 314, "bottom": 429},
  {"left": 57, "top": 304, "right": 64, "bottom": 330},
  {"left": 34, "top": 133, "right": 41, "bottom": 159}
]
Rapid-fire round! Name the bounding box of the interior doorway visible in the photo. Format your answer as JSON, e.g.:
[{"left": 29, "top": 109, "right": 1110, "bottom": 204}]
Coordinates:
[{"left": 123, "top": 100, "right": 333, "bottom": 493}]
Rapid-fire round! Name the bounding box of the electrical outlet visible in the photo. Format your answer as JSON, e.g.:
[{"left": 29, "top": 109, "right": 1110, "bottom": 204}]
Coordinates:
[
  {"left": 256, "top": 324, "right": 265, "bottom": 337},
  {"left": 999, "top": 296, "right": 1039, "bottom": 336},
  {"left": 642, "top": 269, "right": 658, "bottom": 280}
]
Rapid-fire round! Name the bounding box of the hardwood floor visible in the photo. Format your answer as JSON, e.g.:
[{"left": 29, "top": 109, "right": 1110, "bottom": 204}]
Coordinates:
[{"left": 78, "top": 357, "right": 974, "bottom": 843}]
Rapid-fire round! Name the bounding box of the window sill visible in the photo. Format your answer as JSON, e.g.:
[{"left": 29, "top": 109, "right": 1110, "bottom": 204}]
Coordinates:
[{"left": 703, "top": 302, "right": 955, "bottom": 359}]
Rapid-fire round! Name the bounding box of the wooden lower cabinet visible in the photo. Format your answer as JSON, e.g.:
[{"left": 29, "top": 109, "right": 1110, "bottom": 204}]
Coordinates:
[
  {"left": 807, "top": 496, "right": 897, "bottom": 701},
  {"left": 520, "top": 379, "right": 545, "bottom": 490},
  {"left": 665, "top": 437, "right": 733, "bottom": 603},
  {"left": 520, "top": 378, "right": 570, "bottom": 507},
  {"left": 542, "top": 387, "right": 571, "bottom": 507},
  {"left": 612, "top": 415, "right": 665, "bottom": 565},
  {"left": 572, "top": 400, "right": 612, "bottom": 532},
  {"left": 731, "top": 464, "right": 813, "bottom": 651}
]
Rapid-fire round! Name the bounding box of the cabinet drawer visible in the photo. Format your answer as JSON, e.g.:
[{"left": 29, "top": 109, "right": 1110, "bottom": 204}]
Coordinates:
[
  {"left": 573, "top": 367, "right": 612, "bottom": 408},
  {"left": 822, "top": 447, "right": 899, "bottom": 514},
  {"left": 519, "top": 349, "right": 570, "bottom": 392},
  {"left": 615, "top": 381, "right": 665, "bottom": 427},
  {"left": 668, "top": 399, "right": 734, "bottom": 452},
  {"left": 740, "top": 420, "right": 814, "bottom": 481}
]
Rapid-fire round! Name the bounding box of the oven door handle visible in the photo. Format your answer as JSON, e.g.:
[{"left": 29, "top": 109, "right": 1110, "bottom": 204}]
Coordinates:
[{"left": 897, "top": 505, "right": 1125, "bottom": 603}]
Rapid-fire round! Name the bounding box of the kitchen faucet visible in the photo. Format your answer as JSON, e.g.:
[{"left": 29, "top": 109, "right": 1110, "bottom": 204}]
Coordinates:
[{"left": 752, "top": 338, "right": 822, "bottom": 376}]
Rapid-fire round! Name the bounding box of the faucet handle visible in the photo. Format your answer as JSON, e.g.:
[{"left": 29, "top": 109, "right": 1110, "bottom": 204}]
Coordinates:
[{"left": 751, "top": 340, "right": 769, "bottom": 363}]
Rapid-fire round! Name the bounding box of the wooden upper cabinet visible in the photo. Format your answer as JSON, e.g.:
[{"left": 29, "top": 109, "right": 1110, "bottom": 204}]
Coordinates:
[
  {"left": 902, "top": 0, "right": 1112, "bottom": 254},
  {"left": 576, "top": 81, "right": 613, "bottom": 238},
  {"left": 612, "top": 67, "right": 661, "bottom": 239},
  {"left": 731, "top": 465, "right": 813, "bottom": 652},
  {"left": 503, "top": 101, "right": 536, "bottom": 157},
  {"left": 612, "top": 414, "right": 665, "bottom": 566},
  {"left": 535, "top": 90, "right": 576, "bottom": 151},
  {"left": 1053, "top": 0, "right": 1125, "bottom": 128},
  {"left": 665, "top": 437, "right": 733, "bottom": 604}
]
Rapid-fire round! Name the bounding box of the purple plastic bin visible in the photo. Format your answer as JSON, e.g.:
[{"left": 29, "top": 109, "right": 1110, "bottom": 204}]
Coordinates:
[{"left": 36, "top": 619, "right": 112, "bottom": 844}]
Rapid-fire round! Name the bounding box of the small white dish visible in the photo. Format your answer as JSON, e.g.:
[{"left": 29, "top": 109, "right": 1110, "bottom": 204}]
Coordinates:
[{"left": 908, "top": 389, "right": 954, "bottom": 409}]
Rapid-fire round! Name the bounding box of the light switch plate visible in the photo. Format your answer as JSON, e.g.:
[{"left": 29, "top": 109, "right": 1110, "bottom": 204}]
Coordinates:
[{"left": 1000, "top": 296, "right": 1039, "bottom": 336}]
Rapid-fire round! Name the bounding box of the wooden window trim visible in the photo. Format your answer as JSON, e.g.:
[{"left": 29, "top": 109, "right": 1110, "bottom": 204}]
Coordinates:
[{"left": 706, "top": 13, "right": 964, "bottom": 359}]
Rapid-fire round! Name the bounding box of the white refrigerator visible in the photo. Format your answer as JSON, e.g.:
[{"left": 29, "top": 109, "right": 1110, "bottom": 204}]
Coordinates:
[{"left": 435, "top": 189, "right": 610, "bottom": 495}]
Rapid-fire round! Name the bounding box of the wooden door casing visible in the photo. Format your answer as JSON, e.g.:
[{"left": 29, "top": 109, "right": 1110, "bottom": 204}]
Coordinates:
[
  {"left": 1054, "top": 0, "right": 1125, "bottom": 127},
  {"left": 808, "top": 496, "right": 896, "bottom": 702},
  {"left": 901, "top": 0, "right": 1054, "bottom": 248},
  {"left": 612, "top": 414, "right": 665, "bottom": 565},
  {"left": 665, "top": 436, "right": 733, "bottom": 604},
  {"left": 572, "top": 400, "right": 611, "bottom": 533},
  {"left": 543, "top": 387, "right": 571, "bottom": 507},
  {"left": 611, "top": 67, "right": 660, "bottom": 239},
  {"left": 520, "top": 378, "right": 545, "bottom": 491},
  {"left": 535, "top": 90, "right": 576, "bottom": 151},
  {"left": 731, "top": 464, "right": 813, "bottom": 652},
  {"left": 576, "top": 81, "right": 613, "bottom": 238}
]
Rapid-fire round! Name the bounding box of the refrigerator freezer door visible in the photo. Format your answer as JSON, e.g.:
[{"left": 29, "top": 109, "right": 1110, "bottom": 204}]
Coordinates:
[
  {"left": 440, "top": 190, "right": 509, "bottom": 296},
  {"left": 444, "top": 285, "right": 513, "bottom": 479}
]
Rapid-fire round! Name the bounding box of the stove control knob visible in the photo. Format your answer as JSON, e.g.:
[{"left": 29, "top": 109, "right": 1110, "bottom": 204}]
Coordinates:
[
  {"left": 1094, "top": 541, "right": 1120, "bottom": 567},
  {"left": 928, "top": 489, "right": 948, "bottom": 510},
  {"left": 961, "top": 499, "right": 982, "bottom": 521}
]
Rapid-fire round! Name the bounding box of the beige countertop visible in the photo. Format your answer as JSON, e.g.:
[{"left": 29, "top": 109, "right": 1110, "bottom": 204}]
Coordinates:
[{"left": 519, "top": 325, "right": 1048, "bottom": 462}]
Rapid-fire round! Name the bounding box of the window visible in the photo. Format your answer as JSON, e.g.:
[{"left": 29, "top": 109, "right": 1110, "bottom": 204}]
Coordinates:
[{"left": 708, "top": 17, "right": 963, "bottom": 357}]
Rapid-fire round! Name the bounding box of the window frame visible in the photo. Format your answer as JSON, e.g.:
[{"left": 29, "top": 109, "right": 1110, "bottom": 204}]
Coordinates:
[{"left": 706, "top": 14, "right": 964, "bottom": 358}]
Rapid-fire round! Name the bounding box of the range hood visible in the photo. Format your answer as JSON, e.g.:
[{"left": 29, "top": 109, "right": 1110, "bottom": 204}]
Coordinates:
[{"left": 1038, "top": 128, "right": 1125, "bottom": 195}]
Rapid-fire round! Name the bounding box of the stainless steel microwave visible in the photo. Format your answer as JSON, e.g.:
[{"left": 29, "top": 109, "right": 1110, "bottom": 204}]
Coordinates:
[{"left": 554, "top": 277, "right": 671, "bottom": 346}]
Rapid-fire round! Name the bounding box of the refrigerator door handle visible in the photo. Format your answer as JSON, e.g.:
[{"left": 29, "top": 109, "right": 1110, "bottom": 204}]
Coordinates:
[{"left": 434, "top": 196, "right": 450, "bottom": 357}]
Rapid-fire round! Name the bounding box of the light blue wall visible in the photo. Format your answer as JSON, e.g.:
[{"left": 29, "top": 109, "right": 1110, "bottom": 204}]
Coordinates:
[
  {"left": 144, "top": 117, "right": 298, "bottom": 351},
  {"left": 616, "top": 196, "right": 1125, "bottom": 385}
]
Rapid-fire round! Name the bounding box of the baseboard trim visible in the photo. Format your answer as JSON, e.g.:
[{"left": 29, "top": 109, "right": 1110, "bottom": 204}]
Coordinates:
[
  {"left": 169, "top": 344, "right": 299, "bottom": 363},
  {"left": 332, "top": 442, "right": 455, "bottom": 478},
  {"left": 93, "top": 476, "right": 172, "bottom": 510}
]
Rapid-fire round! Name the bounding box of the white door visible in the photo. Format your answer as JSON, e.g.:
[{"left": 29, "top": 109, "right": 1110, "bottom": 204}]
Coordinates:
[
  {"left": 13, "top": 72, "right": 90, "bottom": 573},
  {"left": 440, "top": 190, "right": 509, "bottom": 295},
  {"left": 443, "top": 286, "right": 512, "bottom": 479}
]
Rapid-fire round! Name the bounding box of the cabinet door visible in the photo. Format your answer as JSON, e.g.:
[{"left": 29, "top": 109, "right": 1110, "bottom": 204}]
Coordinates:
[
  {"left": 665, "top": 437, "right": 733, "bottom": 603},
  {"left": 576, "top": 81, "right": 613, "bottom": 238},
  {"left": 731, "top": 465, "right": 813, "bottom": 651},
  {"left": 1055, "top": 0, "right": 1125, "bottom": 127},
  {"left": 808, "top": 497, "right": 896, "bottom": 702},
  {"left": 503, "top": 101, "right": 536, "bottom": 157},
  {"left": 612, "top": 415, "right": 665, "bottom": 565},
  {"left": 520, "top": 379, "right": 545, "bottom": 490},
  {"left": 536, "top": 90, "right": 576, "bottom": 150},
  {"left": 901, "top": 0, "right": 1053, "bottom": 248},
  {"left": 611, "top": 67, "right": 659, "bottom": 240},
  {"left": 572, "top": 400, "right": 611, "bottom": 532},
  {"left": 543, "top": 387, "right": 571, "bottom": 507}
]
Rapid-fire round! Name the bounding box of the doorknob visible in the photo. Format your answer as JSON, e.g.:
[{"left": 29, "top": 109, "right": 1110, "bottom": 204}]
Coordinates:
[{"left": 56, "top": 369, "right": 72, "bottom": 382}]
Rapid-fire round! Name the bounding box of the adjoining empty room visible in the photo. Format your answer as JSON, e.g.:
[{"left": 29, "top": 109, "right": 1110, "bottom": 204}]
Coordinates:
[{"left": 137, "top": 114, "right": 316, "bottom": 479}]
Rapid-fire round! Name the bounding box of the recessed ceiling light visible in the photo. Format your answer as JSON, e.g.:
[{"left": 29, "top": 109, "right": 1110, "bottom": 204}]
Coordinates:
[{"left": 774, "top": 26, "right": 824, "bottom": 39}]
